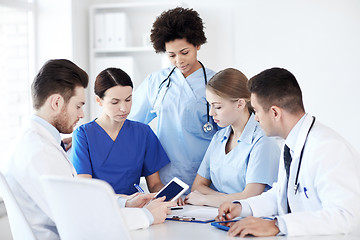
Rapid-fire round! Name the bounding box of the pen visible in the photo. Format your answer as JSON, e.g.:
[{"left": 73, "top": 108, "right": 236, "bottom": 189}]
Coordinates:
[
  {"left": 170, "top": 207, "right": 183, "bottom": 210},
  {"left": 214, "top": 220, "right": 239, "bottom": 223},
  {"left": 133, "top": 184, "right": 145, "bottom": 193},
  {"left": 304, "top": 187, "right": 309, "bottom": 198}
]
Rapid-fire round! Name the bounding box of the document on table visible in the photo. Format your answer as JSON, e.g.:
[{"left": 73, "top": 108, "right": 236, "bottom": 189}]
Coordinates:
[{"left": 166, "top": 205, "right": 218, "bottom": 223}]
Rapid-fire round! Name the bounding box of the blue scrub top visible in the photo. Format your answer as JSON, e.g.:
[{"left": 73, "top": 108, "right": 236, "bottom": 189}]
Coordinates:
[
  {"left": 70, "top": 119, "right": 170, "bottom": 195},
  {"left": 128, "top": 66, "right": 218, "bottom": 192},
  {"left": 197, "top": 114, "right": 280, "bottom": 194}
]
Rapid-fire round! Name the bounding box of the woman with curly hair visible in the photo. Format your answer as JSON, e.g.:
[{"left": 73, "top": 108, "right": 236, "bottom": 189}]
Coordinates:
[{"left": 129, "top": 7, "right": 218, "bottom": 198}]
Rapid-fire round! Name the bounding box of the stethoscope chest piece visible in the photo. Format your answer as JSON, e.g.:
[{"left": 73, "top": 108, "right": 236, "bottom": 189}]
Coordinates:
[
  {"left": 203, "top": 122, "right": 213, "bottom": 133},
  {"left": 153, "top": 61, "right": 214, "bottom": 134}
]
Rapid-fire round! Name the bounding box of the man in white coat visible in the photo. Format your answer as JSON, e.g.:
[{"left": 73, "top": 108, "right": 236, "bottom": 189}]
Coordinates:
[
  {"left": 217, "top": 67, "right": 360, "bottom": 237},
  {"left": 3, "top": 59, "right": 175, "bottom": 239}
]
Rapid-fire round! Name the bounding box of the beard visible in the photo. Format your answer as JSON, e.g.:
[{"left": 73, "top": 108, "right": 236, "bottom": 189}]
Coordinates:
[{"left": 53, "top": 105, "right": 77, "bottom": 134}]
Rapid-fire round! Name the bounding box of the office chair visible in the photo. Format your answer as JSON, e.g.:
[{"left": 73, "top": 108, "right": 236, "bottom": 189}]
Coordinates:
[
  {"left": 0, "top": 172, "right": 36, "bottom": 240},
  {"left": 41, "top": 176, "right": 132, "bottom": 240}
]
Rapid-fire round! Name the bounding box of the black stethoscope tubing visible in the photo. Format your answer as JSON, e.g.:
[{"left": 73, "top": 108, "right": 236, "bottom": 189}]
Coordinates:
[
  {"left": 294, "top": 116, "right": 316, "bottom": 194},
  {"left": 198, "top": 61, "right": 211, "bottom": 125},
  {"left": 158, "top": 66, "right": 176, "bottom": 89},
  {"left": 158, "top": 61, "right": 212, "bottom": 132}
]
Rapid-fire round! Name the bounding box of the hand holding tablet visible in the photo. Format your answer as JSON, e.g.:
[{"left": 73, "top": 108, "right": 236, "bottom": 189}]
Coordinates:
[{"left": 154, "top": 177, "right": 189, "bottom": 202}]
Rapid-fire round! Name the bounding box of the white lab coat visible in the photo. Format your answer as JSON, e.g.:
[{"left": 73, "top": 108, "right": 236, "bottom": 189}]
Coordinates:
[
  {"left": 240, "top": 114, "right": 360, "bottom": 236},
  {"left": 3, "top": 117, "right": 150, "bottom": 240}
]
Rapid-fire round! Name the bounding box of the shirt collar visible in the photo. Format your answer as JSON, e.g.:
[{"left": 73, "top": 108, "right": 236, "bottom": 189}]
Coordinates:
[
  {"left": 239, "top": 114, "right": 257, "bottom": 144},
  {"left": 285, "top": 113, "right": 307, "bottom": 154},
  {"left": 220, "top": 114, "right": 257, "bottom": 145},
  {"left": 31, "top": 115, "right": 62, "bottom": 144},
  {"left": 220, "top": 126, "right": 232, "bottom": 143}
]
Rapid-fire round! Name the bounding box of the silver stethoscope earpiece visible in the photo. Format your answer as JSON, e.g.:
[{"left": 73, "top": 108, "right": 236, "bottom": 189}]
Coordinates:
[{"left": 151, "top": 61, "right": 213, "bottom": 133}]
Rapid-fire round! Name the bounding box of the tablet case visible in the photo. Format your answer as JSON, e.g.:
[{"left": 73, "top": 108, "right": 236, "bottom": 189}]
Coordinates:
[{"left": 211, "top": 220, "right": 239, "bottom": 231}]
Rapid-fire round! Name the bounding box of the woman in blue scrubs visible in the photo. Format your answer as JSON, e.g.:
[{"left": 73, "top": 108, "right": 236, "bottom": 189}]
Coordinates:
[
  {"left": 129, "top": 7, "right": 218, "bottom": 193},
  {"left": 184, "top": 68, "right": 280, "bottom": 207},
  {"left": 70, "top": 68, "right": 170, "bottom": 195}
]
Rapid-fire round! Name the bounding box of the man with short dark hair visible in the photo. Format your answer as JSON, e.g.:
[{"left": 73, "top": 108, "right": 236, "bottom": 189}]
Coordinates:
[
  {"left": 217, "top": 67, "right": 360, "bottom": 237},
  {"left": 3, "top": 59, "right": 174, "bottom": 239},
  {"left": 3, "top": 59, "right": 88, "bottom": 239}
]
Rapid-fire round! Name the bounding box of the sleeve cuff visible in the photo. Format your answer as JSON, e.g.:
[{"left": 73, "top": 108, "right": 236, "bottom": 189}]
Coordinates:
[
  {"left": 275, "top": 216, "right": 287, "bottom": 235},
  {"left": 233, "top": 200, "right": 253, "bottom": 217},
  {"left": 143, "top": 208, "right": 154, "bottom": 225},
  {"left": 117, "top": 196, "right": 127, "bottom": 208}
]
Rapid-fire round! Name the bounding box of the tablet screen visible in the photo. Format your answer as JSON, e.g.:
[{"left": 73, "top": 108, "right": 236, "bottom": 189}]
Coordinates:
[{"left": 156, "top": 181, "right": 184, "bottom": 201}]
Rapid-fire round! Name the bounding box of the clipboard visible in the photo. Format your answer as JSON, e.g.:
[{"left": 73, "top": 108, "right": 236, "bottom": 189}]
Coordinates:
[
  {"left": 166, "top": 205, "right": 218, "bottom": 223},
  {"left": 166, "top": 215, "right": 215, "bottom": 223}
]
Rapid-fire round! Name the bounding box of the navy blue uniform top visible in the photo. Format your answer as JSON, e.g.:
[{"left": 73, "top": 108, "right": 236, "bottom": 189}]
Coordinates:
[{"left": 70, "top": 119, "right": 170, "bottom": 194}]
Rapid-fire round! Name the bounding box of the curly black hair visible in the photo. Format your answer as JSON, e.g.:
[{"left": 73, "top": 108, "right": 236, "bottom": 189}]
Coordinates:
[{"left": 150, "top": 7, "right": 207, "bottom": 53}]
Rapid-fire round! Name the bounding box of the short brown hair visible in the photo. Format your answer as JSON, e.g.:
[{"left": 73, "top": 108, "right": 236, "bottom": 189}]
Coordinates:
[
  {"left": 248, "top": 67, "right": 305, "bottom": 113},
  {"left": 31, "top": 59, "right": 88, "bottom": 110},
  {"left": 207, "top": 68, "right": 253, "bottom": 114},
  {"left": 150, "top": 7, "right": 207, "bottom": 53}
]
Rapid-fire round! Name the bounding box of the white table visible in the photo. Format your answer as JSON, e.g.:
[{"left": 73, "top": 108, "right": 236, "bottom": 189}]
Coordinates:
[{"left": 131, "top": 220, "right": 360, "bottom": 240}]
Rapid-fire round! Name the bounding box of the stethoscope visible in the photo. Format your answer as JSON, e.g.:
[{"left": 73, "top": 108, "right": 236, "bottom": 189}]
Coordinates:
[
  {"left": 151, "top": 61, "right": 214, "bottom": 133},
  {"left": 294, "top": 116, "right": 316, "bottom": 195}
]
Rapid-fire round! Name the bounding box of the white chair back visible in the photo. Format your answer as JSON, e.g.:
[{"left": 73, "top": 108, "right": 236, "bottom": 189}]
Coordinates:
[
  {"left": 0, "top": 172, "right": 36, "bottom": 240},
  {"left": 41, "top": 176, "right": 132, "bottom": 240}
]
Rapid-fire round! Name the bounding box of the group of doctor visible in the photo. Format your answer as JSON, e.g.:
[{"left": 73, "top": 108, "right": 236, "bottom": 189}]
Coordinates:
[
  {"left": 4, "top": 6, "right": 360, "bottom": 239},
  {"left": 70, "top": 7, "right": 280, "bottom": 208},
  {"left": 70, "top": 6, "right": 360, "bottom": 237}
]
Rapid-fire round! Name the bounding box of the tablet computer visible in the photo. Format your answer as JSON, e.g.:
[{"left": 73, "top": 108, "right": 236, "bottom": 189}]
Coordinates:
[
  {"left": 154, "top": 177, "right": 189, "bottom": 202},
  {"left": 211, "top": 220, "right": 239, "bottom": 231}
]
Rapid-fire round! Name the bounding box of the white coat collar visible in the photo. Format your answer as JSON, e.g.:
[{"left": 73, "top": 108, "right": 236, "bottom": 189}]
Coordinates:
[
  {"left": 284, "top": 113, "right": 307, "bottom": 155},
  {"left": 291, "top": 114, "right": 315, "bottom": 160},
  {"left": 29, "top": 118, "right": 68, "bottom": 158},
  {"left": 31, "top": 115, "right": 61, "bottom": 146},
  {"left": 29, "top": 118, "right": 77, "bottom": 177}
]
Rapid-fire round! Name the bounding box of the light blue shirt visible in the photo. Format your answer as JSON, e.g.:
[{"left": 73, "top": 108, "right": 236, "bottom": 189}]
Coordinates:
[
  {"left": 32, "top": 115, "right": 62, "bottom": 145},
  {"left": 128, "top": 66, "right": 218, "bottom": 192},
  {"left": 197, "top": 114, "right": 280, "bottom": 194}
]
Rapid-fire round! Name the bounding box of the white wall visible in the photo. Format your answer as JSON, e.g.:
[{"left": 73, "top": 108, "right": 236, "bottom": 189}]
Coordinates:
[
  {"left": 35, "top": 0, "right": 91, "bottom": 125},
  {"left": 35, "top": 0, "right": 73, "bottom": 68},
  {"left": 51, "top": 0, "right": 360, "bottom": 153},
  {"left": 231, "top": 0, "right": 360, "bottom": 153}
]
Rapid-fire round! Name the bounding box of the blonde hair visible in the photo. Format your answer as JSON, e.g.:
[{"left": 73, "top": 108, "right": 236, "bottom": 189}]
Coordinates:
[{"left": 207, "top": 68, "right": 253, "bottom": 113}]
